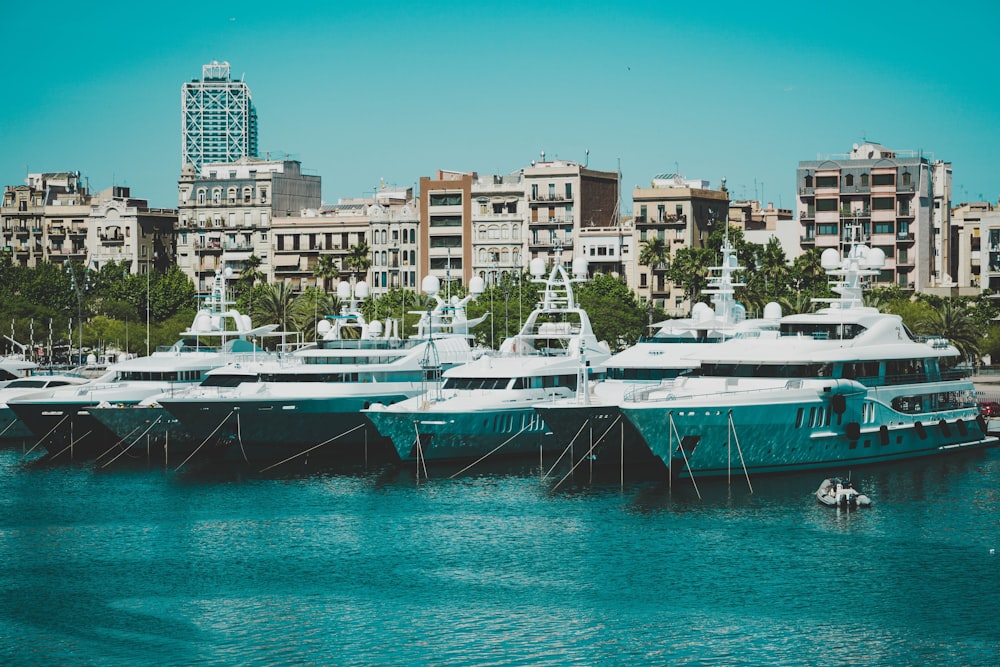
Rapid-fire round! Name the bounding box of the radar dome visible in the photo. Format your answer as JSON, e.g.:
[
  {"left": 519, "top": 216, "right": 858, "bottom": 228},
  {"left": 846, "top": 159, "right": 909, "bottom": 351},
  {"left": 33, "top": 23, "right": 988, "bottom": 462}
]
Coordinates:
[
  {"left": 691, "top": 302, "right": 713, "bottom": 321},
  {"left": 369, "top": 320, "right": 383, "bottom": 336},
  {"left": 336, "top": 281, "right": 351, "bottom": 300},
  {"left": 355, "top": 281, "right": 369, "bottom": 299},
  {"left": 316, "top": 320, "right": 332, "bottom": 336},
  {"left": 194, "top": 312, "right": 212, "bottom": 332},
  {"left": 529, "top": 257, "right": 546, "bottom": 277},
  {"left": 422, "top": 275, "right": 441, "bottom": 295},
  {"left": 865, "top": 247, "right": 886, "bottom": 268},
  {"left": 763, "top": 302, "right": 783, "bottom": 320},
  {"left": 821, "top": 248, "right": 841, "bottom": 270},
  {"left": 468, "top": 276, "right": 485, "bottom": 295},
  {"left": 572, "top": 257, "right": 588, "bottom": 277}
]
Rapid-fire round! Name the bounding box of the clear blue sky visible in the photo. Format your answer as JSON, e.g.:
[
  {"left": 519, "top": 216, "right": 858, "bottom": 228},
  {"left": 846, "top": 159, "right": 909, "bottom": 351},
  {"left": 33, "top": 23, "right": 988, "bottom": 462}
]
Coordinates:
[{"left": 2, "top": 1, "right": 997, "bottom": 211}]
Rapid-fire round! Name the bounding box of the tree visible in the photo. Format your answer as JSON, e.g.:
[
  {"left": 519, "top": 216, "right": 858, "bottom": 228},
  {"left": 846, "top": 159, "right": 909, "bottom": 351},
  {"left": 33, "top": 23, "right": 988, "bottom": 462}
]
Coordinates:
[
  {"left": 638, "top": 237, "right": 669, "bottom": 271},
  {"left": 313, "top": 253, "right": 340, "bottom": 292},
  {"left": 255, "top": 281, "right": 299, "bottom": 333},
  {"left": 344, "top": 242, "right": 372, "bottom": 281},
  {"left": 911, "top": 299, "right": 983, "bottom": 363},
  {"left": 236, "top": 254, "right": 265, "bottom": 318},
  {"left": 577, "top": 274, "right": 648, "bottom": 350},
  {"left": 665, "top": 245, "right": 714, "bottom": 308}
]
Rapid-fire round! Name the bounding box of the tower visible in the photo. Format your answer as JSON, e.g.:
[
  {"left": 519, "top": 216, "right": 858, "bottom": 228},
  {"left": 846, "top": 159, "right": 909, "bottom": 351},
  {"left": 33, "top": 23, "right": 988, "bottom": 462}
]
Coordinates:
[{"left": 181, "top": 61, "right": 258, "bottom": 171}]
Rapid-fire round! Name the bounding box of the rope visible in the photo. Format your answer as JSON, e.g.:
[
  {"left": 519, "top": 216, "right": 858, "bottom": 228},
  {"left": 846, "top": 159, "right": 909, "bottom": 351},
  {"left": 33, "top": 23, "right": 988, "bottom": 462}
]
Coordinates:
[
  {"left": 542, "top": 418, "right": 590, "bottom": 481},
  {"left": 46, "top": 430, "right": 93, "bottom": 461},
  {"left": 551, "top": 415, "right": 622, "bottom": 492},
  {"left": 236, "top": 412, "right": 248, "bottom": 463},
  {"left": 0, "top": 418, "right": 20, "bottom": 439},
  {"left": 728, "top": 410, "right": 753, "bottom": 494},
  {"left": 174, "top": 409, "right": 236, "bottom": 472},
  {"left": 413, "top": 421, "right": 428, "bottom": 480},
  {"left": 668, "top": 412, "right": 700, "bottom": 499},
  {"left": 94, "top": 422, "right": 146, "bottom": 464},
  {"left": 100, "top": 416, "right": 162, "bottom": 468},
  {"left": 258, "top": 423, "right": 366, "bottom": 472},
  {"left": 21, "top": 413, "right": 69, "bottom": 458},
  {"left": 448, "top": 423, "right": 531, "bottom": 479}
]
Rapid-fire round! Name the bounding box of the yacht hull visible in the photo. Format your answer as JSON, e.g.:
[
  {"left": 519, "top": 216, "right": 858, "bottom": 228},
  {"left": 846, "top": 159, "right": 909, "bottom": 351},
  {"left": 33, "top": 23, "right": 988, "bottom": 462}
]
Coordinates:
[
  {"left": 621, "top": 382, "right": 997, "bottom": 478},
  {"left": 87, "top": 406, "right": 205, "bottom": 465},
  {"left": 366, "top": 405, "right": 556, "bottom": 463},
  {"left": 0, "top": 406, "right": 32, "bottom": 441},
  {"left": 161, "top": 393, "right": 407, "bottom": 469},
  {"left": 7, "top": 400, "right": 121, "bottom": 460}
]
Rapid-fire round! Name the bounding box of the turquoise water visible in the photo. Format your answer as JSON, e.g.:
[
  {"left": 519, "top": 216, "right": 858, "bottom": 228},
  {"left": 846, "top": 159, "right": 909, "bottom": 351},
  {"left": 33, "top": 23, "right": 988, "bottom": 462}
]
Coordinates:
[{"left": 1, "top": 446, "right": 998, "bottom": 666}]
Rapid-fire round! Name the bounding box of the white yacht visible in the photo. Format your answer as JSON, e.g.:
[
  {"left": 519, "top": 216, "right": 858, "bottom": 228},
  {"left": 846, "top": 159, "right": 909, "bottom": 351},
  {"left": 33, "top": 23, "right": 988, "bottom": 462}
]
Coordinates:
[
  {"left": 9, "top": 268, "right": 277, "bottom": 460},
  {"left": 535, "top": 238, "right": 780, "bottom": 475},
  {"left": 617, "top": 232, "right": 997, "bottom": 480},
  {"left": 153, "top": 277, "right": 488, "bottom": 470},
  {"left": 0, "top": 374, "right": 88, "bottom": 441},
  {"left": 365, "top": 252, "right": 612, "bottom": 467}
]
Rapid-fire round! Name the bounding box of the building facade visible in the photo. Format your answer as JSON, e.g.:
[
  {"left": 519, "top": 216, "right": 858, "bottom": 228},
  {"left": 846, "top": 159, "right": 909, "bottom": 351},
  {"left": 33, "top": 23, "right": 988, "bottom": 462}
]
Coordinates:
[
  {"left": 632, "top": 174, "right": 730, "bottom": 314},
  {"left": 176, "top": 158, "right": 321, "bottom": 292},
  {"left": 797, "top": 141, "right": 950, "bottom": 289},
  {"left": 181, "top": 61, "right": 258, "bottom": 172}
]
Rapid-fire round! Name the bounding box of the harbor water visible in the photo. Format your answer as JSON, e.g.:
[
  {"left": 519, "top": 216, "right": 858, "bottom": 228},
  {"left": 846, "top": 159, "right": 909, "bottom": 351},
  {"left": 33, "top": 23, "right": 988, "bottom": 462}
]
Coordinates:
[{"left": 1, "top": 445, "right": 998, "bottom": 666}]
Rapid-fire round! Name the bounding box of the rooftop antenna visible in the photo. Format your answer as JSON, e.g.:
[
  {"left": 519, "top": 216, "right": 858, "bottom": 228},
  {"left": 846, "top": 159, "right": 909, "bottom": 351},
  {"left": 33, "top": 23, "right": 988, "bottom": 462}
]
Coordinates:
[{"left": 585, "top": 149, "right": 589, "bottom": 167}]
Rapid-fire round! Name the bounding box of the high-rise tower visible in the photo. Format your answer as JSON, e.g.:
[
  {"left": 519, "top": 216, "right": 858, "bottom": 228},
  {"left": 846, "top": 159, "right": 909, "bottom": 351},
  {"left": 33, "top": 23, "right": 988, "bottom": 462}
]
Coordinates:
[{"left": 181, "top": 61, "right": 258, "bottom": 171}]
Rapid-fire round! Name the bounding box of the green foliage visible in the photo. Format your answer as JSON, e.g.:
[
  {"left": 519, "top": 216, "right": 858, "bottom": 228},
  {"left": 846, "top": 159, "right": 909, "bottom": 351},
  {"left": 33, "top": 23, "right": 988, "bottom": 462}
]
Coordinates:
[{"left": 576, "top": 274, "right": 647, "bottom": 350}]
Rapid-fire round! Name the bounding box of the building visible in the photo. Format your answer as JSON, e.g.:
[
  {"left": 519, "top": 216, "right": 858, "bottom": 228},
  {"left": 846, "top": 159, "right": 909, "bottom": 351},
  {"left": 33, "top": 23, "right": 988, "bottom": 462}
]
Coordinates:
[
  {"left": 522, "top": 158, "right": 619, "bottom": 268},
  {"left": 1, "top": 172, "right": 175, "bottom": 273},
  {"left": 2, "top": 172, "right": 90, "bottom": 268},
  {"left": 950, "top": 201, "right": 1000, "bottom": 296},
  {"left": 181, "top": 61, "right": 258, "bottom": 172},
  {"left": 632, "top": 173, "right": 730, "bottom": 315},
  {"left": 471, "top": 172, "right": 525, "bottom": 287},
  {"left": 797, "top": 141, "right": 951, "bottom": 289},
  {"left": 176, "top": 158, "right": 321, "bottom": 292},
  {"left": 88, "top": 187, "right": 176, "bottom": 274},
  {"left": 420, "top": 171, "right": 474, "bottom": 291}
]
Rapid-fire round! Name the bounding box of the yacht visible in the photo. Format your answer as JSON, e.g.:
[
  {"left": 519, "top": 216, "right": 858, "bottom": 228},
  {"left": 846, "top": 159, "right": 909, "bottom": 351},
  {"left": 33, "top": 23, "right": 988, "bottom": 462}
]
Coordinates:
[
  {"left": 364, "top": 252, "right": 612, "bottom": 468},
  {"left": 535, "top": 238, "right": 781, "bottom": 476},
  {"left": 617, "top": 232, "right": 997, "bottom": 480},
  {"left": 0, "top": 374, "right": 88, "bottom": 441},
  {"left": 153, "top": 277, "right": 488, "bottom": 470},
  {"left": 9, "top": 268, "right": 278, "bottom": 460}
]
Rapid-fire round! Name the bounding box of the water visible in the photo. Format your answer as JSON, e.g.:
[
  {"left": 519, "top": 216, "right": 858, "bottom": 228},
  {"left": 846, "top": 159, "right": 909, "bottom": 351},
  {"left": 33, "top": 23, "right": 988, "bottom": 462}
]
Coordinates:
[{"left": 1, "top": 446, "right": 998, "bottom": 666}]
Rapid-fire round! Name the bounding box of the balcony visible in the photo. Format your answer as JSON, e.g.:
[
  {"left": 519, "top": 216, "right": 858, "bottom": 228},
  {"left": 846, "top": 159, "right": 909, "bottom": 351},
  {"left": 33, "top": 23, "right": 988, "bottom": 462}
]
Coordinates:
[
  {"left": 99, "top": 233, "right": 125, "bottom": 245},
  {"left": 840, "top": 209, "right": 871, "bottom": 219},
  {"left": 800, "top": 235, "right": 816, "bottom": 245},
  {"left": 529, "top": 194, "right": 569, "bottom": 203},
  {"left": 896, "top": 232, "right": 915, "bottom": 243}
]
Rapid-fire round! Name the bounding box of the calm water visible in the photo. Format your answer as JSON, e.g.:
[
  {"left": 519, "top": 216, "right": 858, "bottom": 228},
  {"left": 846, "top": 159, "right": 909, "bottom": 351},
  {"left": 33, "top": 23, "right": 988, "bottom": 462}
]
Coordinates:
[{"left": 1, "top": 444, "right": 998, "bottom": 666}]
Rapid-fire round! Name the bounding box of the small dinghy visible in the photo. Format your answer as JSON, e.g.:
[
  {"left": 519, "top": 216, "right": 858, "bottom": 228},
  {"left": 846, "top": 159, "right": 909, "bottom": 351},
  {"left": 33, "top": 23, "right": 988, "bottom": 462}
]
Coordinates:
[{"left": 816, "top": 477, "right": 871, "bottom": 509}]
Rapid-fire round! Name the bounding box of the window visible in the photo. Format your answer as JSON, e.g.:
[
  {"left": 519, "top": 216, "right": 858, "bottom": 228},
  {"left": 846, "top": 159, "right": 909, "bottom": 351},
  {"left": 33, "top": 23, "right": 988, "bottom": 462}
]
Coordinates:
[
  {"left": 860, "top": 173, "right": 869, "bottom": 187},
  {"left": 872, "top": 173, "right": 895, "bottom": 186},
  {"left": 429, "top": 193, "right": 462, "bottom": 206},
  {"left": 816, "top": 199, "right": 838, "bottom": 212},
  {"left": 817, "top": 224, "right": 838, "bottom": 236},
  {"left": 565, "top": 183, "right": 572, "bottom": 199},
  {"left": 548, "top": 183, "right": 555, "bottom": 199},
  {"left": 845, "top": 174, "right": 854, "bottom": 187},
  {"left": 902, "top": 171, "right": 912, "bottom": 186},
  {"left": 816, "top": 175, "right": 839, "bottom": 188},
  {"left": 874, "top": 222, "right": 895, "bottom": 235},
  {"left": 531, "top": 184, "right": 538, "bottom": 200},
  {"left": 804, "top": 174, "right": 814, "bottom": 188},
  {"left": 430, "top": 215, "right": 462, "bottom": 227},
  {"left": 872, "top": 197, "right": 894, "bottom": 211}
]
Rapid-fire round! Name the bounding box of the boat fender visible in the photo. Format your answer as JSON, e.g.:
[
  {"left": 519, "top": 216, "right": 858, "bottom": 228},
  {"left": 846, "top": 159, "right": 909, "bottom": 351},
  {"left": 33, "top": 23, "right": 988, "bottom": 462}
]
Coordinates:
[
  {"left": 879, "top": 424, "right": 889, "bottom": 445},
  {"left": 831, "top": 394, "right": 846, "bottom": 415},
  {"left": 976, "top": 415, "right": 988, "bottom": 433},
  {"left": 845, "top": 421, "right": 861, "bottom": 441}
]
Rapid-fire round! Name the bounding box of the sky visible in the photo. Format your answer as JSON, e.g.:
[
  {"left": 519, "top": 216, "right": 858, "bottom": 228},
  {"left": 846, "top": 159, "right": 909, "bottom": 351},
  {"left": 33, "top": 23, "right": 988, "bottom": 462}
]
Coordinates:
[{"left": 2, "top": 1, "right": 998, "bottom": 212}]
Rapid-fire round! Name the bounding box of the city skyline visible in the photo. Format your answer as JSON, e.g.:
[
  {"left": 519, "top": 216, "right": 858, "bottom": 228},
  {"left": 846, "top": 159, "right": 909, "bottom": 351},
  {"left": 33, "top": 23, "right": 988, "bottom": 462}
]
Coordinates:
[{"left": 2, "top": 1, "right": 997, "bottom": 211}]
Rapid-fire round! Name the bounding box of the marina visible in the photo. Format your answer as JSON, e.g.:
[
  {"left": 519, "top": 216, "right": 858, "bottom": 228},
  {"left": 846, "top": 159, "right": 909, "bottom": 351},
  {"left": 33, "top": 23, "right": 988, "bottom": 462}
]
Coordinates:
[{"left": 1, "top": 444, "right": 997, "bottom": 665}]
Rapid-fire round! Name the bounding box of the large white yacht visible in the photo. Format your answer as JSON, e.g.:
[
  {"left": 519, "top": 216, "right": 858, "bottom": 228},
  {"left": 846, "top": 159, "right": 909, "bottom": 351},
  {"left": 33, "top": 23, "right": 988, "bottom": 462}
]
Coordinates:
[
  {"left": 0, "top": 374, "right": 89, "bottom": 441},
  {"left": 535, "top": 237, "right": 781, "bottom": 476},
  {"left": 364, "top": 252, "right": 612, "bottom": 468},
  {"left": 153, "top": 277, "right": 488, "bottom": 470},
  {"left": 618, "top": 231, "right": 997, "bottom": 480},
  {"left": 9, "top": 269, "right": 277, "bottom": 460}
]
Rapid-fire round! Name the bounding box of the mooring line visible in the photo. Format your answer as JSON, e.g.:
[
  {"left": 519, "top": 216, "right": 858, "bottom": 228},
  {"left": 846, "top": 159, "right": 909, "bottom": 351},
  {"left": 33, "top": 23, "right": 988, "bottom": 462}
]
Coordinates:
[
  {"left": 100, "top": 417, "right": 162, "bottom": 468},
  {"left": 95, "top": 423, "right": 146, "bottom": 464},
  {"left": 542, "top": 418, "right": 591, "bottom": 481},
  {"left": 551, "top": 415, "right": 622, "bottom": 492},
  {"left": 174, "top": 409, "right": 235, "bottom": 472},
  {"left": 21, "top": 414, "right": 69, "bottom": 458},
  {"left": 448, "top": 424, "right": 531, "bottom": 479},
  {"left": 48, "top": 430, "right": 93, "bottom": 461},
  {"left": 258, "top": 423, "right": 366, "bottom": 472}
]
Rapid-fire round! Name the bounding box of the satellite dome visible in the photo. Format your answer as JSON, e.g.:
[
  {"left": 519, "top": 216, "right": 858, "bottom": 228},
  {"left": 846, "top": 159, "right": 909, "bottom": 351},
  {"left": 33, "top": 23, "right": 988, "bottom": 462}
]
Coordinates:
[
  {"left": 422, "top": 275, "right": 441, "bottom": 295},
  {"left": 355, "top": 281, "right": 369, "bottom": 299},
  {"left": 529, "top": 257, "right": 546, "bottom": 277},
  {"left": 336, "top": 281, "right": 351, "bottom": 299},
  {"left": 821, "top": 248, "right": 841, "bottom": 270}
]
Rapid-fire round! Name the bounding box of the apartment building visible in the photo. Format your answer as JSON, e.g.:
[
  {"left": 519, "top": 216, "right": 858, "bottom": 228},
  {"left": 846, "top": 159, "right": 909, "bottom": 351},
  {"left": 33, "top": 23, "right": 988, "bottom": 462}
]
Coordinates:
[
  {"left": 176, "top": 158, "right": 321, "bottom": 292},
  {"left": 632, "top": 173, "right": 730, "bottom": 314},
  {"left": 949, "top": 201, "right": 1000, "bottom": 295},
  {"left": 1, "top": 172, "right": 175, "bottom": 273},
  {"left": 797, "top": 141, "right": 950, "bottom": 289},
  {"left": 471, "top": 172, "right": 525, "bottom": 287}
]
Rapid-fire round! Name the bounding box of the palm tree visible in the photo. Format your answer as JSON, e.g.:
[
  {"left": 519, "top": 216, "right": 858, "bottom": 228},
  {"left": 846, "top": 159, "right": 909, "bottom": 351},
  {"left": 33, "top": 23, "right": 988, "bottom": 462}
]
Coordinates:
[
  {"left": 344, "top": 242, "right": 372, "bottom": 282},
  {"left": 238, "top": 254, "right": 265, "bottom": 319},
  {"left": 312, "top": 254, "right": 340, "bottom": 293},
  {"left": 255, "top": 281, "right": 299, "bottom": 333},
  {"left": 913, "top": 300, "right": 982, "bottom": 364},
  {"left": 638, "top": 237, "right": 669, "bottom": 271}
]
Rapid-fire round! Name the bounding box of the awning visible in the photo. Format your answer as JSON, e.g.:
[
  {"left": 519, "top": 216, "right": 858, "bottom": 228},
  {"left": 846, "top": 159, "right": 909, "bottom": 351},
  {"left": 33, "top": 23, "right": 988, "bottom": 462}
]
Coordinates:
[
  {"left": 222, "top": 251, "right": 252, "bottom": 262},
  {"left": 274, "top": 254, "right": 301, "bottom": 268}
]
